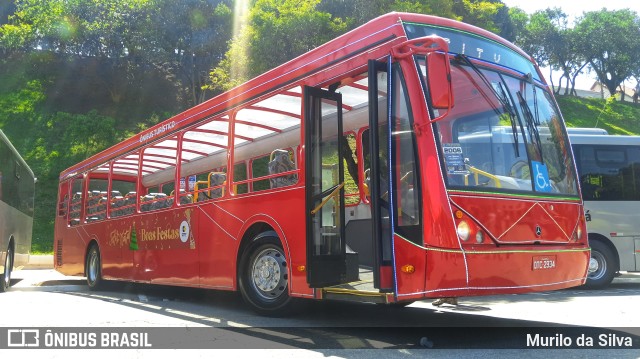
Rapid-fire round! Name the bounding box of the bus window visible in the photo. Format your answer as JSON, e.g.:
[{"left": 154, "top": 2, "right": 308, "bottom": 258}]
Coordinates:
[
  {"left": 577, "top": 145, "right": 640, "bottom": 201},
  {"left": 391, "top": 65, "right": 422, "bottom": 242},
  {"left": 85, "top": 173, "right": 108, "bottom": 222},
  {"left": 110, "top": 178, "right": 136, "bottom": 217},
  {"left": 189, "top": 170, "right": 225, "bottom": 202},
  {"left": 69, "top": 176, "right": 84, "bottom": 226},
  {"left": 140, "top": 183, "right": 173, "bottom": 212},
  {"left": 110, "top": 152, "right": 140, "bottom": 217},
  {"left": 232, "top": 87, "right": 301, "bottom": 194},
  {"left": 251, "top": 154, "right": 271, "bottom": 192},
  {"left": 234, "top": 162, "right": 249, "bottom": 194},
  {"left": 58, "top": 193, "right": 68, "bottom": 217},
  {"left": 180, "top": 118, "right": 229, "bottom": 202},
  {"left": 140, "top": 137, "right": 178, "bottom": 211},
  {"left": 342, "top": 133, "right": 360, "bottom": 206}
]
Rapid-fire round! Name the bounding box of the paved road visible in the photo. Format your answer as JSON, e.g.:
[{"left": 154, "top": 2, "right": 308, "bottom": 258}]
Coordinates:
[{"left": 1, "top": 269, "right": 639, "bottom": 358}]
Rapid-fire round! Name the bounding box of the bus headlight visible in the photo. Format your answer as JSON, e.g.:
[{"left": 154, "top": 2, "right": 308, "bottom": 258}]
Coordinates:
[
  {"left": 476, "top": 230, "right": 485, "bottom": 244},
  {"left": 457, "top": 221, "right": 470, "bottom": 241}
]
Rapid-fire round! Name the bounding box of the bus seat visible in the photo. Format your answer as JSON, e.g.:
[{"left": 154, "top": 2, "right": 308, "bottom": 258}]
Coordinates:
[
  {"left": 209, "top": 172, "right": 226, "bottom": 198},
  {"left": 180, "top": 193, "right": 193, "bottom": 205},
  {"left": 140, "top": 194, "right": 154, "bottom": 212},
  {"left": 268, "top": 149, "right": 297, "bottom": 188},
  {"left": 150, "top": 193, "right": 168, "bottom": 210},
  {"left": 110, "top": 195, "right": 124, "bottom": 217}
]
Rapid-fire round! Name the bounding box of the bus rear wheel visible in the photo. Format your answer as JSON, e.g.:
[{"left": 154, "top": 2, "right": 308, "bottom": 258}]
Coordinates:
[
  {"left": 86, "top": 244, "right": 103, "bottom": 290},
  {"left": 585, "top": 240, "right": 616, "bottom": 289},
  {"left": 1, "top": 246, "right": 13, "bottom": 293},
  {"left": 239, "top": 233, "right": 292, "bottom": 316}
]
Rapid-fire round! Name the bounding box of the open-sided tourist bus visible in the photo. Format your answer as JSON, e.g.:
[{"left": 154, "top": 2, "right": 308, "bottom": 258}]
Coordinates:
[{"left": 54, "top": 12, "right": 589, "bottom": 314}]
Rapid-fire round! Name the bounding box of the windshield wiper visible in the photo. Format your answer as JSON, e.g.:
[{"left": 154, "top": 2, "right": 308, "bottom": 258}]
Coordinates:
[
  {"left": 525, "top": 73, "right": 540, "bottom": 125},
  {"left": 517, "top": 90, "right": 544, "bottom": 163},
  {"left": 456, "top": 54, "right": 522, "bottom": 157}
]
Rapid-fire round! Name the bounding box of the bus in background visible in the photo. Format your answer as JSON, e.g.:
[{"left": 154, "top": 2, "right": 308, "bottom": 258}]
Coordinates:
[
  {"left": 54, "top": 12, "right": 589, "bottom": 315},
  {"left": 570, "top": 130, "right": 640, "bottom": 288},
  {"left": 0, "top": 129, "right": 35, "bottom": 292}
]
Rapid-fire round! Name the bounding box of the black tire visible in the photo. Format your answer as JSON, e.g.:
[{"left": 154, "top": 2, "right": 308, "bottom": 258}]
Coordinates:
[
  {"left": 238, "top": 233, "right": 292, "bottom": 316},
  {"left": 86, "top": 244, "right": 103, "bottom": 290},
  {"left": 1, "top": 246, "right": 13, "bottom": 293},
  {"left": 585, "top": 240, "right": 616, "bottom": 289}
]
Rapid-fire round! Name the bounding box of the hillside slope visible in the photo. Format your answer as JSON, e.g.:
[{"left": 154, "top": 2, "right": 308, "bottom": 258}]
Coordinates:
[{"left": 557, "top": 96, "right": 640, "bottom": 135}]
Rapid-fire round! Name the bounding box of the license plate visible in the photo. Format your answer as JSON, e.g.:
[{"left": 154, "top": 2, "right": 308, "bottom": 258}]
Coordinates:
[{"left": 532, "top": 255, "right": 556, "bottom": 270}]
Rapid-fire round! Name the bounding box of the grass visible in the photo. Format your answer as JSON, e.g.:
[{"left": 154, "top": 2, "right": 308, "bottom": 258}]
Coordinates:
[{"left": 557, "top": 95, "right": 640, "bottom": 135}]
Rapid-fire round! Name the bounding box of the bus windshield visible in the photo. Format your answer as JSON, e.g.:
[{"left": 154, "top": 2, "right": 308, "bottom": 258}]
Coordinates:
[{"left": 419, "top": 57, "right": 579, "bottom": 196}]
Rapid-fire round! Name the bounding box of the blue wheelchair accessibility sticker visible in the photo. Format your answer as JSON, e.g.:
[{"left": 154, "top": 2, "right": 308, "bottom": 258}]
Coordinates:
[{"left": 532, "top": 161, "right": 552, "bottom": 192}]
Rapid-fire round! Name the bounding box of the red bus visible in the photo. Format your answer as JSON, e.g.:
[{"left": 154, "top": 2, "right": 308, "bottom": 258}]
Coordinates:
[{"left": 54, "top": 12, "right": 590, "bottom": 314}]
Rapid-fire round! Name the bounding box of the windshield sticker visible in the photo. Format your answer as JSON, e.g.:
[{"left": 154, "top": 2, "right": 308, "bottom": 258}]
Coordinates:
[
  {"left": 532, "top": 161, "right": 552, "bottom": 192},
  {"left": 443, "top": 143, "right": 468, "bottom": 174}
]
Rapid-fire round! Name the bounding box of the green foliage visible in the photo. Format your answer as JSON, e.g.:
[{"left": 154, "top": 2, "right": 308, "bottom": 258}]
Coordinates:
[
  {"left": 574, "top": 9, "right": 640, "bottom": 98},
  {"left": 512, "top": 7, "right": 640, "bottom": 98},
  {"left": 209, "top": 0, "right": 348, "bottom": 90},
  {"left": 558, "top": 96, "right": 640, "bottom": 136},
  {"left": 453, "top": 0, "right": 504, "bottom": 34}
]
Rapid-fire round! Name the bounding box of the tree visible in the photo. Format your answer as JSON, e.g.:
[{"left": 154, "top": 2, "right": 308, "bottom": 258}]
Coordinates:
[
  {"left": 453, "top": 0, "right": 504, "bottom": 34},
  {"left": 503, "top": 6, "right": 528, "bottom": 43},
  {"left": 574, "top": 9, "right": 640, "bottom": 99},
  {"left": 144, "top": 0, "right": 233, "bottom": 105},
  {"left": 530, "top": 9, "right": 587, "bottom": 95},
  {"left": 208, "top": 0, "right": 348, "bottom": 91}
]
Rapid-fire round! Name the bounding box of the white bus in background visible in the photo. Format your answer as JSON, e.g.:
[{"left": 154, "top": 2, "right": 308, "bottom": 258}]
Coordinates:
[
  {"left": 0, "top": 129, "right": 35, "bottom": 292},
  {"left": 569, "top": 129, "right": 640, "bottom": 288}
]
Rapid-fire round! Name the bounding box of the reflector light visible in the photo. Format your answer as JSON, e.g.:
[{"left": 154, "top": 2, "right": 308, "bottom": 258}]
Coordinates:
[
  {"left": 401, "top": 264, "right": 415, "bottom": 274},
  {"left": 297, "top": 265, "right": 306, "bottom": 272}
]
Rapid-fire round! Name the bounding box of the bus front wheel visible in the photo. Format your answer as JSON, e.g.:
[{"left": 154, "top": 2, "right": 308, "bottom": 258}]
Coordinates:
[
  {"left": 1, "top": 246, "right": 13, "bottom": 293},
  {"left": 585, "top": 240, "right": 616, "bottom": 289},
  {"left": 238, "top": 233, "right": 292, "bottom": 316},
  {"left": 86, "top": 244, "right": 103, "bottom": 290}
]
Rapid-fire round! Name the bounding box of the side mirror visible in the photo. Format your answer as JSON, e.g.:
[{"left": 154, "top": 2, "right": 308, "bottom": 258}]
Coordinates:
[
  {"left": 426, "top": 51, "right": 453, "bottom": 110},
  {"left": 391, "top": 35, "right": 454, "bottom": 120}
]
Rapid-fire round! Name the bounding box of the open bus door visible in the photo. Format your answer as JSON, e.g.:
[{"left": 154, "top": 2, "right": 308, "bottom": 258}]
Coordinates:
[
  {"left": 367, "top": 59, "right": 395, "bottom": 293},
  {"left": 304, "top": 86, "right": 355, "bottom": 288}
]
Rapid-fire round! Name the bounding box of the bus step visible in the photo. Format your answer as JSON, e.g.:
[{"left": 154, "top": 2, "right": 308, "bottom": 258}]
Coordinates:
[{"left": 322, "top": 287, "right": 391, "bottom": 304}]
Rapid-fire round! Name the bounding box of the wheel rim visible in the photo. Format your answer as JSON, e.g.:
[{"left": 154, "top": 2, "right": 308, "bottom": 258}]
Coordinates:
[
  {"left": 88, "top": 250, "right": 99, "bottom": 284},
  {"left": 250, "top": 247, "right": 287, "bottom": 301},
  {"left": 588, "top": 250, "right": 606, "bottom": 280}
]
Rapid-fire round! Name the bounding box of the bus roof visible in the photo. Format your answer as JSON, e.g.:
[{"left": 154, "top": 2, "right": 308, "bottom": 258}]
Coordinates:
[
  {"left": 569, "top": 132, "right": 640, "bottom": 146},
  {"left": 566, "top": 127, "right": 608, "bottom": 135},
  {"left": 0, "top": 129, "right": 35, "bottom": 179},
  {"left": 59, "top": 12, "right": 536, "bottom": 182}
]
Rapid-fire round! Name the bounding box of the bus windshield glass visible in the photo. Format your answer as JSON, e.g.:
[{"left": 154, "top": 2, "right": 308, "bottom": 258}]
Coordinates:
[{"left": 417, "top": 56, "right": 579, "bottom": 196}]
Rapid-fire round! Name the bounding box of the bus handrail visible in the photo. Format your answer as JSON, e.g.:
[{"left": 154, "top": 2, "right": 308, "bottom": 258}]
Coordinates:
[
  {"left": 465, "top": 166, "right": 502, "bottom": 188},
  {"left": 311, "top": 182, "right": 345, "bottom": 215}
]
